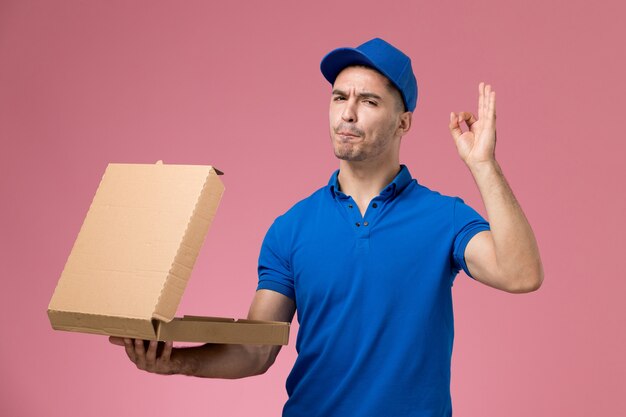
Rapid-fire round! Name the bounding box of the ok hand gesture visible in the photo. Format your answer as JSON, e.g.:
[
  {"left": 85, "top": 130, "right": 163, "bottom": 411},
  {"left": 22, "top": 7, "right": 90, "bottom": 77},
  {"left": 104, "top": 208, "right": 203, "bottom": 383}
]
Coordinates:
[{"left": 449, "top": 82, "right": 497, "bottom": 168}]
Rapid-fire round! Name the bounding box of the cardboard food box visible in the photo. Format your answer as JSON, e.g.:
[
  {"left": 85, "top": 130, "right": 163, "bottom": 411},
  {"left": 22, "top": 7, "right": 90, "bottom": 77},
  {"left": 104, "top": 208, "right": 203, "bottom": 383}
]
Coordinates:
[{"left": 48, "top": 161, "right": 289, "bottom": 345}]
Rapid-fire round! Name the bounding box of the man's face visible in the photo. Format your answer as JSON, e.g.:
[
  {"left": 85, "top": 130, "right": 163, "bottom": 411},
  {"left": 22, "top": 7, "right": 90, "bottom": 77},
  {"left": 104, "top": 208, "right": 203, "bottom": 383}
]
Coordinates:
[{"left": 329, "top": 66, "right": 406, "bottom": 162}]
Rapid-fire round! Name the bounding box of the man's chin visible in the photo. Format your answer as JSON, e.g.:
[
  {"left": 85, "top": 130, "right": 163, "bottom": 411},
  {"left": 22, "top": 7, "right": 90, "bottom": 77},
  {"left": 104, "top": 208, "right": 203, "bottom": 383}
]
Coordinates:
[{"left": 334, "top": 150, "right": 366, "bottom": 162}]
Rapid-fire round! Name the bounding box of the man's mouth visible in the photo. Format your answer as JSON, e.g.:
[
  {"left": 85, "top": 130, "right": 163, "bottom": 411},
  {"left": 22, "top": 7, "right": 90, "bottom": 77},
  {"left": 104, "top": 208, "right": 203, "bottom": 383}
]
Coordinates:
[
  {"left": 337, "top": 131, "right": 359, "bottom": 137},
  {"left": 335, "top": 123, "right": 363, "bottom": 138}
]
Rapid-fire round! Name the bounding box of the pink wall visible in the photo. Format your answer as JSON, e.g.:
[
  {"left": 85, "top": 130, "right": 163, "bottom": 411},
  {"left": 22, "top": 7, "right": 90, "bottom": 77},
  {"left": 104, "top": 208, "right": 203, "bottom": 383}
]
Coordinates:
[{"left": 1, "top": 0, "right": 624, "bottom": 415}]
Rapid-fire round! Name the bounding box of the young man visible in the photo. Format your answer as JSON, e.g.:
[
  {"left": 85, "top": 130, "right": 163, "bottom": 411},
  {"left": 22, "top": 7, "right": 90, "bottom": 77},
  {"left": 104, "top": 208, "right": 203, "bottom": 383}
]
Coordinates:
[{"left": 111, "top": 38, "right": 543, "bottom": 416}]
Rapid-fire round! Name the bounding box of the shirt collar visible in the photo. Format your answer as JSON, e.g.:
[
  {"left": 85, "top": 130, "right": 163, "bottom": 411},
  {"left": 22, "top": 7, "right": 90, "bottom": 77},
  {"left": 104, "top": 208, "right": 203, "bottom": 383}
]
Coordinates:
[{"left": 328, "top": 165, "right": 414, "bottom": 201}]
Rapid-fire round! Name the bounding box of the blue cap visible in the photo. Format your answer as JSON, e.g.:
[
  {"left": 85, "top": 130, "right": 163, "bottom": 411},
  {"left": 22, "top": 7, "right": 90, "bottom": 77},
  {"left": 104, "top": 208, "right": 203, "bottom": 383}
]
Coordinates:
[{"left": 320, "top": 38, "right": 418, "bottom": 112}]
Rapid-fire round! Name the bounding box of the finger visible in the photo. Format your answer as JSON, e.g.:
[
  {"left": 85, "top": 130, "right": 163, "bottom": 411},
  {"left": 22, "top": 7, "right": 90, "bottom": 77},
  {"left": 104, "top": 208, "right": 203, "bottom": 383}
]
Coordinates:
[
  {"left": 134, "top": 338, "right": 146, "bottom": 369},
  {"left": 134, "top": 338, "right": 146, "bottom": 355},
  {"left": 458, "top": 111, "right": 477, "bottom": 128},
  {"left": 161, "top": 341, "right": 173, "bottom": 361},
  {"left": 478, "top": 82, "right": 484, "bottom": 120},
  {"left": 109, "top": 336, "right": 125, "bottom": 346},
  {"left": 449, "top": 112, "right": 463, "bottom": 140},
  {"left": 484, "top": 84, "right": 492, "bottom": 119},
  {"left": 145, "top": 340, "right": 158, "bottom": 365},
  {"left": 124, "top": 338, "right": 136, "bottom": 363},
  {"left": 485, "top": 90, "right": 496, "bottom": 130}
]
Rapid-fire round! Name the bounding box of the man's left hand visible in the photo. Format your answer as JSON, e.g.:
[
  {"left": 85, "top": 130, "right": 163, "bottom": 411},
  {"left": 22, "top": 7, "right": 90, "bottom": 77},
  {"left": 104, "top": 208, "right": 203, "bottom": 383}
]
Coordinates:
[{"left": 449, "top": 82, "right": 497, "bottom": 168}]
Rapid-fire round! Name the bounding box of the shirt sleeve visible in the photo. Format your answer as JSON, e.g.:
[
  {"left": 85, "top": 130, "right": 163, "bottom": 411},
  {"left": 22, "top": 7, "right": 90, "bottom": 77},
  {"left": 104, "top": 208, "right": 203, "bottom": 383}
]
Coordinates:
[
  {"left": 452, "top": 197, "right": 491, "bottom": 279},
  {"left": 257, "top": 217, "right": 296, "bottom": 300}
]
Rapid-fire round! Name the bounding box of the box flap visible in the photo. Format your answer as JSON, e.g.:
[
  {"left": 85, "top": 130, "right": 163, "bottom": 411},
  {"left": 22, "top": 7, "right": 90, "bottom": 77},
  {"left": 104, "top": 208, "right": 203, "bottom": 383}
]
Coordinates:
[{"left": 48, "top": 162, "right": 224, "bottom": 325}]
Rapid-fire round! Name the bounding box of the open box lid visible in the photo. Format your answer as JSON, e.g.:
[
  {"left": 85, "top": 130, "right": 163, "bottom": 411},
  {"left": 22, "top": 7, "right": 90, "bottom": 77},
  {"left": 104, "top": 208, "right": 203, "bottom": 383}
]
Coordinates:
[{"left": 48, "top": 162, "right": 289, "bottom": 344}]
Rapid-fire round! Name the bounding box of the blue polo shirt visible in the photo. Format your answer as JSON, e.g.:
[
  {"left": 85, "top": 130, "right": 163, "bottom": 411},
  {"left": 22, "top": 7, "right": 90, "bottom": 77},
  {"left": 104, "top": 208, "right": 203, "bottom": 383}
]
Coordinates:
[{"left": 257, "top": 165, "right": 490, "bottom": 417}]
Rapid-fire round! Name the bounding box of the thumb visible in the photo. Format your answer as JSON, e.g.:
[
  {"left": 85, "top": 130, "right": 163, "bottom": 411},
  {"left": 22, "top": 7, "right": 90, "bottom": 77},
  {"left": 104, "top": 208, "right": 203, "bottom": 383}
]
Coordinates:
[
  {"left": 449, "top": 112, "right": 463, "bottom": 140},
  {"left": 109, "top": 336, "right": 126, "bottom": 346}
]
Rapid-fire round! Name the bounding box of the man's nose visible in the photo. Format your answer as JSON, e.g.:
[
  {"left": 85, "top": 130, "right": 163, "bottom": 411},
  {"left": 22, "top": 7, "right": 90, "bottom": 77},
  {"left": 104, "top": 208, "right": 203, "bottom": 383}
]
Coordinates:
[{"left": 341, "top": 100, "right": 357, "bottom": 123}]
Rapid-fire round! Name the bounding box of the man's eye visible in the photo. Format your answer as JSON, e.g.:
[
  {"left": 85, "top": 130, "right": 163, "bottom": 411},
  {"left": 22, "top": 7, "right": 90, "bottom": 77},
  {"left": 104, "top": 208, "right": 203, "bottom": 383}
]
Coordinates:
[
  {"left": 365, "top": 100, "right": 377, "bottom": 106},
  {"left": 333, "top": 96, "right": 346, "bottom": 101}
]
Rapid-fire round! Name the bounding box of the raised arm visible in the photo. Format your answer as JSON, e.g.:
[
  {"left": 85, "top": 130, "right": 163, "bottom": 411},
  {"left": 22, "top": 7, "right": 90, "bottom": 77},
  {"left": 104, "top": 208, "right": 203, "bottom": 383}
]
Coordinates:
[
  {"left": 109, "top": 289, "right": 295, "bottom": 378},
  {"left": 449, "top": 82, "right": 543, "bottom": 293}
]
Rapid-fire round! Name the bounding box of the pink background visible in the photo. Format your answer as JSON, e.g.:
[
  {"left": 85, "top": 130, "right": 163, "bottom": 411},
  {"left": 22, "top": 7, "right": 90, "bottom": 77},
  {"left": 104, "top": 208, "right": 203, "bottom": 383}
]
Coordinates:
[{"left": 1, "top": 0, "right": 624, "bottom": 415}]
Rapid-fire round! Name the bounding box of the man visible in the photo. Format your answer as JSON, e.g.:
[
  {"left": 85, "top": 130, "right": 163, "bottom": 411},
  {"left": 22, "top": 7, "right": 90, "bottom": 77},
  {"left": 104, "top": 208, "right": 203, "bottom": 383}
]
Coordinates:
[{"left": 110, "top": 38, "right": 543, "bottom": 416}]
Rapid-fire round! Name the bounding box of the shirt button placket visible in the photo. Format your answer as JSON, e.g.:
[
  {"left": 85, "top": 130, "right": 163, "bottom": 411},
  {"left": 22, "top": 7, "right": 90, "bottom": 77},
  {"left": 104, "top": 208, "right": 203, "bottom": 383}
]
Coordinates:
[{"left": 362, "top": 199, "right": 380, "bottom": 229}]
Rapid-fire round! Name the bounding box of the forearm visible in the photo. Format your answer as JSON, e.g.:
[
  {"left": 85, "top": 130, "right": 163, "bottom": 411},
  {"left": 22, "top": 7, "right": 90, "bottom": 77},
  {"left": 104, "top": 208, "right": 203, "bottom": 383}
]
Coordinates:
[
  {"left": 469, "top": 160, "right": 543, "bottom": 289},
  {"left": 170, "top": 343, "right": 277, "bottom": 379},
  {"left": 113, "top": 336, "right": 278, "bottom": 378}
]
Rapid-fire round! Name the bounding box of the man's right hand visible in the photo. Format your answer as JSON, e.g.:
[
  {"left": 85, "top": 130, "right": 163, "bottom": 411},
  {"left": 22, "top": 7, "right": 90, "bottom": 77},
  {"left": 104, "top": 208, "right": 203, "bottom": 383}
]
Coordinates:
[
  {"left": 109, "top": 337, "right": 178, "bottom": 375},
  {"left": 108, "top": 290, "right": 295, "bottom": 378}
]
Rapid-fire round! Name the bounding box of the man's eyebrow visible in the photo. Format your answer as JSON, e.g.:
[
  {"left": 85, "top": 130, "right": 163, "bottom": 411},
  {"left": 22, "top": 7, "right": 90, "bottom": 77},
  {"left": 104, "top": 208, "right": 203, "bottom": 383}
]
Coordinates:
[{"left": 331, "top": 89, "right": 383, "bottom": 101}]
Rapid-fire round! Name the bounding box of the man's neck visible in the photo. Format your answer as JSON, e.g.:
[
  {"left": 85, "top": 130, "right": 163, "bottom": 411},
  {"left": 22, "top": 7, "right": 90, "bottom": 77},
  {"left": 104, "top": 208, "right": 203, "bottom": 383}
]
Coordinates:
[{"left": 337, "top": 160, "right": 401, "bottom": 216}]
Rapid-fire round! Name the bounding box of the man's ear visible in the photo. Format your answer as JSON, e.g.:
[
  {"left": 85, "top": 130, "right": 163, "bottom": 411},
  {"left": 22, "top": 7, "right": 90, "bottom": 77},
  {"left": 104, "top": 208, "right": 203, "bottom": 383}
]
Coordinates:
[{"left": 398, "top": 111, "right": 412, "bottom": 135}]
